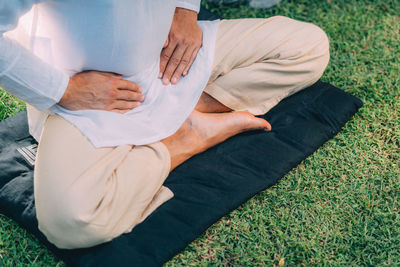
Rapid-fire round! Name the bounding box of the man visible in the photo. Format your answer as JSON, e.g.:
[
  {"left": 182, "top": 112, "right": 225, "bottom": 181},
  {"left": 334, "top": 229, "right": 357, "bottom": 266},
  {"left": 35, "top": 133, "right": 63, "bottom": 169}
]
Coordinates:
[{"left": 0, "top": 0, "right": 329, "bottom": 249}]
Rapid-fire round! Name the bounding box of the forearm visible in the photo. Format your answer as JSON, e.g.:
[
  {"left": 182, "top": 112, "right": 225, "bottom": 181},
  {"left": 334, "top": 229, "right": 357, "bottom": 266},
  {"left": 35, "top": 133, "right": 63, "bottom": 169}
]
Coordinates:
[
  {"left": 0, "top": 0, "right": 68, "bottom": 110},
  {"left": 0, "top": 37, "right": 69, "bottom": 110}
]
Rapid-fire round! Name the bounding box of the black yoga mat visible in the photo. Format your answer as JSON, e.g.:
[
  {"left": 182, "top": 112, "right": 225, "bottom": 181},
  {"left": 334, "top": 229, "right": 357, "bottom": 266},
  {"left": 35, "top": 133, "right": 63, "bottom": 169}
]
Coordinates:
[{"left": 0, "top": 80, "right": 362, "bottom": 266}]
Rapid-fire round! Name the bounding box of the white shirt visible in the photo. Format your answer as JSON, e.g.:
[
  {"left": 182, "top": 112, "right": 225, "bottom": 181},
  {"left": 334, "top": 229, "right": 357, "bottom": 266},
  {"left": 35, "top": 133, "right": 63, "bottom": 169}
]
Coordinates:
[{"left": 0, "top": 0, "right": 219, "bottom": 147}]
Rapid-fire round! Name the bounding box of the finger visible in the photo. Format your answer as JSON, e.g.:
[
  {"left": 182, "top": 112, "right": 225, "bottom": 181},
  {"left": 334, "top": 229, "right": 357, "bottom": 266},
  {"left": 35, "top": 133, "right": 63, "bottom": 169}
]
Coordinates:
[
  {"left": 159, "top": 41, "right": 178, "bottom": 78},
  {"left": 109, "top": 100, "right": 141, "bottom": 110},
  {"left": 116, "top": 79, "right": 142, "bottom": 93},
  {"left": 116, "top": 90, "right": 145, "bottom": 102},
  {"left": 162, "top": 44, "right": 188, "bottom": 85},
  {"left": 101, "top": 72, "right": 123, "bottom": 79},
  {"left": 183, "top": 46, "right": 200, "bottom": 76},
  {"left": 163, "top": 38, "right": 169, "bottom": 48},
  {"left": 111, "top": 109, "right": 131, "bottom": 114},
  {"left": 171, "top": 47, "right": 195, "bottom": 84}
]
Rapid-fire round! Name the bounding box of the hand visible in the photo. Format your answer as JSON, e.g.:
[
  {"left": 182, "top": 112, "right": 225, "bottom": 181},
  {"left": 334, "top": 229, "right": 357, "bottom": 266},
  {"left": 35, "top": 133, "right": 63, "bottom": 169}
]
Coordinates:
[
  {"left": 159, "top": 8, "right": 203, "bottom": 85},
  {"left": 58, "top": 71, "right": 145, "bottom": 114}
]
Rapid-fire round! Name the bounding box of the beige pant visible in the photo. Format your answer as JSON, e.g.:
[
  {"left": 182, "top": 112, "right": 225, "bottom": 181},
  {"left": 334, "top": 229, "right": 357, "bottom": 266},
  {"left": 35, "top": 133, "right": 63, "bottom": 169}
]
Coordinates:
[{"left": 34, "top": 17, "right": 329, "bottom": 249}]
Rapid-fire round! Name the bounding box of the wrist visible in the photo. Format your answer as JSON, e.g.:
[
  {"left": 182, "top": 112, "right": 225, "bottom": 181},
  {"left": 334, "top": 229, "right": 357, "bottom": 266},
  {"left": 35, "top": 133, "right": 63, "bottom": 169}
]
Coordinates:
[
  {"left": 58, "top": 76, "right": 75, "bottom": 106},
  {"left": 175, "top": 7, "right": 198, "bottom": 21}
]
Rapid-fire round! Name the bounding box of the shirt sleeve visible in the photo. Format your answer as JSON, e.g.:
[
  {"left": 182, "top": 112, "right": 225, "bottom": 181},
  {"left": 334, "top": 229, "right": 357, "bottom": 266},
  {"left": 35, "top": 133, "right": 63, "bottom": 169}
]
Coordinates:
[
  {"left": 0, "top": 0, "right": 70, "bottom": 111},
  {"left": 176, "top": 0, "right": 201, "bottom": 13}
]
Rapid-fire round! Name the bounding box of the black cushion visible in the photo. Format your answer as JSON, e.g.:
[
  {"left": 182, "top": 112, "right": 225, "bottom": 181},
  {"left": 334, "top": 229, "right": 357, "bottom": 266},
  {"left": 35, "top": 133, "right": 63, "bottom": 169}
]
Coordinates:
[{"left": 0, "top": 80, "right": 362, "bottom": 266}]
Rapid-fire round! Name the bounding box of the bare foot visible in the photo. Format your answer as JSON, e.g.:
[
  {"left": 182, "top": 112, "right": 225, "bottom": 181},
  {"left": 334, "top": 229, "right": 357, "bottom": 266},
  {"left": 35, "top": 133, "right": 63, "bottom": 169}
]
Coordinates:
[
  {"left": 195, "top": 92, "right": 233, "bottom": 113},
  {"left": 161, "top": 110, "right": 271, "bottom": 171}
]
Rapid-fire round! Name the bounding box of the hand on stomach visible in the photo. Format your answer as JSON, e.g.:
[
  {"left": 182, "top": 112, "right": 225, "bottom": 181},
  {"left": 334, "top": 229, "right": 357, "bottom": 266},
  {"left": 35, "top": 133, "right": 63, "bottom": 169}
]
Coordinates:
[{"left": 58, "top": 71, "right": 145, "bottom": 114}]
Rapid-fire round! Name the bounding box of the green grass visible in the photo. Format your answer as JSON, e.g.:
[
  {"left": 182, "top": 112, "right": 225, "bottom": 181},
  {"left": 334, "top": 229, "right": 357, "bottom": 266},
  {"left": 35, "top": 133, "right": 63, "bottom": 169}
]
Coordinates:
[{"left": 1, "top": 0, "right": 399, "bottom": 266}]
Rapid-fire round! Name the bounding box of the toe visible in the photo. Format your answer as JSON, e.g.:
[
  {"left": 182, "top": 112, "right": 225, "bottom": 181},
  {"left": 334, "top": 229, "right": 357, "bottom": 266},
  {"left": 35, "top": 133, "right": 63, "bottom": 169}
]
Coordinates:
[
  {"left": 238, "top": 112, "right": 271, "bottom": 131},
  {"left": 251, "top": 117, "right": 272, "bottom": 131}
]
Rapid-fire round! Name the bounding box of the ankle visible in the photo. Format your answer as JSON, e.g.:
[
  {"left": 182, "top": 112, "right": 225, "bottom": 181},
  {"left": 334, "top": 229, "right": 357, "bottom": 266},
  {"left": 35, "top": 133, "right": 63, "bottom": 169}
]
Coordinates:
[
  {"left": 161, "top": 122, "right": 200, "bottom": 171},
  {"left": 161, "top": 139, "right": 196, "bottom": 171},
  {"left": 196, "top": 93, "right": 232, "bottom": 113}
]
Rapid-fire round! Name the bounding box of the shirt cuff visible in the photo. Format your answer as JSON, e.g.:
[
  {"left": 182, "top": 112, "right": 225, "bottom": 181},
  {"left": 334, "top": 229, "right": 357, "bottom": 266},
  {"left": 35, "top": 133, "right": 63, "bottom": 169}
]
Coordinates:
[
  {"left": 176, "top": 0, "right": 201, "bottom": 13},
  {"left": 0, "top": 37, "right": 70, "bottom": 111}
]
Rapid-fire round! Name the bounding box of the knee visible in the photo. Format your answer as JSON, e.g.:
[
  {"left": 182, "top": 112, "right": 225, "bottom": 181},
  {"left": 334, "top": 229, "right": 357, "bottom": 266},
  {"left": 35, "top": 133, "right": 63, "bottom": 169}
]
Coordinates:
[
  {"left": 273, "top": 15, "right": 330, "bottom": 62},
  {"left": 307, "top": 23, "right": 330, "bottom": 78},
  {"left": 273, "top": 15, "right": 330, "bottom": 51},
  {"left": 272, "top": 16, "right": 330, "bottom": 83},
  {"left": 308, "top": 22, "right": 330, "bottom": 58},
  {"left": 301, "top": 19, "right": 330, "bottom": 69},
  {"left": 36, "top": 188, "right": 113, "bottom": 249},
  {"left": 290, "top": 16, "right": 330, "bottom": 77}
]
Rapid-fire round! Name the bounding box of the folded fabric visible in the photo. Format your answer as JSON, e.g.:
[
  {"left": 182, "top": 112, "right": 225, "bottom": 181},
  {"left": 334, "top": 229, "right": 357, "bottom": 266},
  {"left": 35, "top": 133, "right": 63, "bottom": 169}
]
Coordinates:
[{"left": 0, "top": 80, "right": 362, "bottom": 266}]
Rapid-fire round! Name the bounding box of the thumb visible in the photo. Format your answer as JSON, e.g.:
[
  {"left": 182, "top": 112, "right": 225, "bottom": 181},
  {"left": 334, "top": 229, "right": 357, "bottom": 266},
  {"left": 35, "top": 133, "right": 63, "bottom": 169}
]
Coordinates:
[
  {"left": 102, "top": 72, "right": 123, "bottom": 79},
  {"left": 163, "top": 38, "right": 169, "bottom": 48}
]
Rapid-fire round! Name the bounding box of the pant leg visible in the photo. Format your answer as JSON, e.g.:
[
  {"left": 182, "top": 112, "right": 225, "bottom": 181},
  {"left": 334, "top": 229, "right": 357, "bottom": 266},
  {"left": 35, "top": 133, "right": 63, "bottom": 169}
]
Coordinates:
[
  {"left": 34, "top": 115, "right": 173, "bottom": 249},
  {"left": 205, "top": 16, "right": 330, "bottom": 115}
]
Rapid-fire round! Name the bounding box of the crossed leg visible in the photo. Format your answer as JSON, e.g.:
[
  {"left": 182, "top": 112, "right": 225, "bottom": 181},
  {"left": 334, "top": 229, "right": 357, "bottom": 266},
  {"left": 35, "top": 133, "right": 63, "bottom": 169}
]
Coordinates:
[
  {"left": 34, "top": 16, "right": 329, "bottom": 250},
  {"left": 197, "top": 17, "right": 329, "bottom": 115}
]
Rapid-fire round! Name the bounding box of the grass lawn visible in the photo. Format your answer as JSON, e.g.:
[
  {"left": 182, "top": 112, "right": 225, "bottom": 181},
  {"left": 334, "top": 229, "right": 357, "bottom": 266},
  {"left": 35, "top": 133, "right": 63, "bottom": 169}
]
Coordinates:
[{"left": 1, "top": 0, "right": 399, "bottom": 266}]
